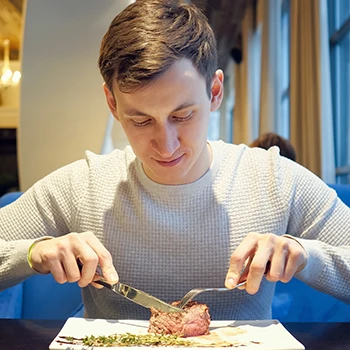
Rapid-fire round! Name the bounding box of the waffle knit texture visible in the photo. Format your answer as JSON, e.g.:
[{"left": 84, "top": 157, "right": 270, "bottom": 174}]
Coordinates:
[{"left": 1, "top": 140, "right": 350, "bottom": 320}]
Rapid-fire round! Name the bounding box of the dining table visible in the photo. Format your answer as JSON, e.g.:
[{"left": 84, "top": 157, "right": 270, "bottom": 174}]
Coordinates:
[{"left": 0, "top": 319, "right": 349, "bottom": 350}]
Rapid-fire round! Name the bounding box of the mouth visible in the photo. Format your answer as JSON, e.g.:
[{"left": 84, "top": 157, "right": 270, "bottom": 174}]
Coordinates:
[{"left": 156, "top": 154, "right": 184, "bottom": 167}]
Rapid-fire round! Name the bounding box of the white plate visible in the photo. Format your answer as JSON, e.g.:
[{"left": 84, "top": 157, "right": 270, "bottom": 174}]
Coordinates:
[{"left": 49, "top": 318, "right": 304, "bottom": 350}]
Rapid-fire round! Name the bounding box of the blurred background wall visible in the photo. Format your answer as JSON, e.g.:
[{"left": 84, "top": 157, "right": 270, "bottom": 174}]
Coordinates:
[{"left": 18, "top": 0, "right": 130, "bottom": 190}]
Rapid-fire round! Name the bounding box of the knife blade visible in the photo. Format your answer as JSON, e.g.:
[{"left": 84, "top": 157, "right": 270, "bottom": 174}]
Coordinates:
[
  {"left": 77, "top": 260, "right": 183, "bottom": 313},
  {"left": 95, "top": 279, "right": 183, "bottom": 313}
]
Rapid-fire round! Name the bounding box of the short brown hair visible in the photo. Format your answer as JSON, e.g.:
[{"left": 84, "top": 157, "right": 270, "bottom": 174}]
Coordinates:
[
  {"left": 250, "top": 132, "right": 297, "bottom": 162},
  {"left": 98, "top": 0, "right": 218, "bottom": 97}
]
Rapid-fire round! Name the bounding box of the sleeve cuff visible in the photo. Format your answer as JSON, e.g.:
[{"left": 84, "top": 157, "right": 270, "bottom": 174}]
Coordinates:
[
  {"left": 284, "top": 235, "right": 325, "bottom": 283},
  {"left": 27, "top": 236, "right": 54, "bottom": 272},
  {"left": 11, "top": 239, "right": 41, "bottom": 276}
]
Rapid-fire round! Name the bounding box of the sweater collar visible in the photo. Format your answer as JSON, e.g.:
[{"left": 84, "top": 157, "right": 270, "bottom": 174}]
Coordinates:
[{"left": 134, "top": 141, "right": 223, "bottom": 197}]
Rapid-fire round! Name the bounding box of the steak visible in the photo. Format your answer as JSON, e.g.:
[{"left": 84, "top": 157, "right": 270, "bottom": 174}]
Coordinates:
[{"left": 148, "top": 300, "right": 211, "bottom": 337}]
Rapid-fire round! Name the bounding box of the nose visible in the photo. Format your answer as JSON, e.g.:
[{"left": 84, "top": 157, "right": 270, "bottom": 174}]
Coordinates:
[{"left": 152, "top": 122, "right": 180, "bottom": 158}]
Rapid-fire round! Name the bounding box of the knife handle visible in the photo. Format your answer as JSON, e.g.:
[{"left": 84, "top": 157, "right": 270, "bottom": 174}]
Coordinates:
[{"left": 76, "top": 259, "right": 112, "bottom": 288}]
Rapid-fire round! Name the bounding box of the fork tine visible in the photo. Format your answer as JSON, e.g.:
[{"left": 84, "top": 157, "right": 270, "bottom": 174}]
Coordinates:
[{"left": 177, "top": 289, "right": 202, "bottom": 309}]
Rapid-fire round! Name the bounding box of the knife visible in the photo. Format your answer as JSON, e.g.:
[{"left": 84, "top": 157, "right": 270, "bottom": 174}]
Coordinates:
[{"left": 77, "top": 260, "right": 183, "bottom": 313}]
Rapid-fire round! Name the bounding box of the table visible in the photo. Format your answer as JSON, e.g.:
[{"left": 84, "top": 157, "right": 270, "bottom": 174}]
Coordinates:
[{"left": 0, "top": 319, "right": 349, "bottom": 350}]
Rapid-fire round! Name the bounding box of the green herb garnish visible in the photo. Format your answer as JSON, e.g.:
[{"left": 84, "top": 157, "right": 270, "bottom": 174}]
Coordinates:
[{"left": 59, "top": 333, "right": 194, "bottom": 347}]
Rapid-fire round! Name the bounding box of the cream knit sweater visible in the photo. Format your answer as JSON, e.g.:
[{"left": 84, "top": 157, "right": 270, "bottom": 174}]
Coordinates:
[{"left": 1, "top": 141, "right": 349, "bottom": 320}]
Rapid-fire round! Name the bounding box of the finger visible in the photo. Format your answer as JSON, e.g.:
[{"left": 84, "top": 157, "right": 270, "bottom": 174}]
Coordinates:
[
  {"left": 244, "top": 253, "right": 270, "bottom": 294},
  {"left": 76, "top": 254, "right": 99, "bottom": 288},
  {"left": 100, "top": 259, "right": 119, "bottom": 284},
  {"left": 268, "top": 249, "right": 287, "bottom": 283},
  {"left": 91, "top": 282, "right": 104, "bottom": 289},
  {"left": 245, "top": 233, "right": 289, "bottom": 293},
  {"left": 243, "top": 235, "right": 275, "bottom": 294},
  {"left": 281, "top": 250, "right": 305, "bottom": 283},
  {"left": 225, "top": 233, "right": 259, "bottom": 289},
  {"left": 49, "top": 260, "right": 68, "bottom": 284},
  {"left": 238, "top": 256, "right": 254, "bottom": 281},
  {"left": 84, "top": 233, "right": 119, "bottom": 283},
  {"left": 280, "top": 238, "right": 308, "bottom": 282},
  {"left": 62, "top": 254, "right": 81, "bottom": 283},
  {"left": 281, "top": 255, "right": 299, "bottom": 283},
  {"left": 234, "top": 256, "right": 252, "bottom": 290},
  {"left": 91, "top": 275, "right": 105, "bottom": 289}
]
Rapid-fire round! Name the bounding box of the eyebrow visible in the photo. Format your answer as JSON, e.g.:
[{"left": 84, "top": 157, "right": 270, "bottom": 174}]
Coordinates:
[{"left": 123, "top": 102, "right": 197, "bottom": 118}]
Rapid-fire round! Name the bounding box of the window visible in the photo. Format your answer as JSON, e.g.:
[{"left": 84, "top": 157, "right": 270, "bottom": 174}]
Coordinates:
[
  {"left": 328, "top": 0, "right": 350, "bottom": 183},
  {"left": 279, "top": 0, "right": 290, "bottom": 139},
  {"left": 207, "top": 111, "right": 221, "bottom": 141}
]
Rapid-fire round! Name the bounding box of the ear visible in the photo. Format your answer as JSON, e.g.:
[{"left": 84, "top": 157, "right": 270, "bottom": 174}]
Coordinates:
[
  {"left": 103, "top": 83, "right": 119, "bottom": 121},
  {"left": 210, "top": 69, "right": 224, "bottom": 112}
]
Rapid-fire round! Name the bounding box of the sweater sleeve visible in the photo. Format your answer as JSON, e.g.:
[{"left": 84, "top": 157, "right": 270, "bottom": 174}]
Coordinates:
[
  {"left": 0, "top": 158, "right": 89, "bottom": 290},
  {"left": 277, "top": 154, "right": 350, "bottom": 303}
]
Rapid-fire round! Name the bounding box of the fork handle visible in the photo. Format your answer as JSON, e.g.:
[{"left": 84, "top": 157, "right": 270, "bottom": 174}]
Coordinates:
[
  {"left": 178, "top": 280, "right": 248, "bottom": 309},
  {"left": 235, "top": 280, "right": 247, "bottom": 288}
]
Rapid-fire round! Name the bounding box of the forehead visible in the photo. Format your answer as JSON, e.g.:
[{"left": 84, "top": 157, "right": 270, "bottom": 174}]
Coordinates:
[{"left": 113, "top": 59, "right": 208, "bottom": 114}]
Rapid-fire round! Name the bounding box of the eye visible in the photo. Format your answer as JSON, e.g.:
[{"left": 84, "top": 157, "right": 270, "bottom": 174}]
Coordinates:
[
  {"left": 173, "top": 112, "right": 193, "bottom": 122},
  {"left": 132, "top": 119, "right": 151, "bottom": 127}
]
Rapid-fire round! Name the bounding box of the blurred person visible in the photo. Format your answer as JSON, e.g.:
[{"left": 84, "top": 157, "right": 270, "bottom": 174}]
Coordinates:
[{"left": 250, "top": 132, "right": 296, "bottom": 162}]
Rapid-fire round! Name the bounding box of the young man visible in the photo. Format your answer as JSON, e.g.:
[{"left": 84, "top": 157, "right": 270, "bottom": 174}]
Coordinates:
[{"left": 0, "top": 0, "right": 349, "bottom": 320}]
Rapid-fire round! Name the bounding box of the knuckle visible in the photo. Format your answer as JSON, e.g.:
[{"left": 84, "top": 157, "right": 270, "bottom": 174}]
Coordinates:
[
  {"left": 55, "top": 239, "right": 68, "bottom": 251},
  {"left": 279, "top": 277, "right": 290, "bottom": 284},
  {"left": 41, "top": 250, "right": 56, "bottom": 263},
  {"left": 229, "top": 254, "right": 243, "bottom": 266},
  {"left": 250, "top": 262, "right": 266, "bottom": 275},
  {"left": 289, "top": 250, "right": 303, "bottom": 263},
  {"left": 55, "top": 275, "right": 67, "bottom": 284},
  {"left": 66, "top": 232, "right": 80, "bottom": 243},
  {"left": 280, "top": 275, "right": 293, "bottom": 283},
  {"left": 267, "top": 272, "right": 282, "bottom": 282},
  {"left": 81, "top": 255, "right": 99, "bottom": 266},
  {"left": 99, "top": 250, "right": 113, "bottom": 262},
  {"left": 82, "top": 231, "right": 95, "bottom": 238},
  {"left": 69, "top": 232, "right": 80, "bottom": 238},
  {"left": 77, "top": 273, "right": 94, "bottom": 288},
  {"left": 78, "top": 280, "right": 88, "bottom": 288},
  {"left": 67, "top": 273, "right": 80, "bottom": 283},
  {"left": 247, "top": 232, "right": 259, "bottom": 239},
  {"left": 264, "top": 233, "right": 277, "bottom": 244},
  {"left": 279, "top": 239, "right": 290, "bottom": 251}
]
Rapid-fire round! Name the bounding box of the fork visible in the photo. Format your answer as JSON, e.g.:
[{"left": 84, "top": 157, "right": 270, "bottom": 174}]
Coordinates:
[{"left": 176, "top": 280, "right": 247, "bottom": 309}]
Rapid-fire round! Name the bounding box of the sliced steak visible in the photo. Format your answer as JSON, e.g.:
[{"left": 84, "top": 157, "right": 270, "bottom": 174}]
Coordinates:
[{"left": 148, "top": 300, "right": 211, "bottom": 337}]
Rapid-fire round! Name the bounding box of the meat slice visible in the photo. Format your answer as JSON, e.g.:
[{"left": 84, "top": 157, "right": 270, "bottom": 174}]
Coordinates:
[{"left": 148, "top": 300, "right": 211, "bottom": 337}]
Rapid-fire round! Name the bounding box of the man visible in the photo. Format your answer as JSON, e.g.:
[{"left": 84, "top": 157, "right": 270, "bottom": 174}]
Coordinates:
[{"left": 0, "top": 0, "right": 349, "bottom": 320}]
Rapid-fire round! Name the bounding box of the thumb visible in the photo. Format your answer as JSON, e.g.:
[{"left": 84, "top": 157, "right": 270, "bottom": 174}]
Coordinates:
[
  {"left": 225, "top": 268, "right": 241, "bottom": 289},
  {"left": 225, "top": 256, "right": 252, "bottom": 289},
  {"left": 100, "top": 262, "right": 119, "bottom": 284}
]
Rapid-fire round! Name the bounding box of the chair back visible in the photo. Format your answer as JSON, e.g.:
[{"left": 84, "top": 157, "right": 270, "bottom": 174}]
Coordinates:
[
  {"left": 272, "top": 183, "right": 350, "bottom": 322},
  {"left": 0, "top": 191, "right": 84, "bottom": 319},
  {"left": 22, "top": 274, "right": 84, "bottom": 319},
  {"left": 0, "top": 192, "right": 23, "bottom": 208}
]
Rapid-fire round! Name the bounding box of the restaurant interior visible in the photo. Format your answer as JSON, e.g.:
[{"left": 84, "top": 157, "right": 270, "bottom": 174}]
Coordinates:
[{"left": 0, "top": 1, "right": 349, "bottom": 348}]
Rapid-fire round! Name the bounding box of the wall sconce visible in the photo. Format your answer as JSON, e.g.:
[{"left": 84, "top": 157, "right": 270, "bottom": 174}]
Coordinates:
[{"left": 0, "top": 39, "right": 21, "bottom": 88}]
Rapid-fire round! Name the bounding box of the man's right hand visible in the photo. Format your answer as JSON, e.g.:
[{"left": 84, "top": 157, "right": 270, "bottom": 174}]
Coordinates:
[{"left": 30, "top": 231, "right": 119, "bottom": 288}]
